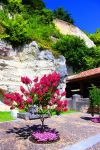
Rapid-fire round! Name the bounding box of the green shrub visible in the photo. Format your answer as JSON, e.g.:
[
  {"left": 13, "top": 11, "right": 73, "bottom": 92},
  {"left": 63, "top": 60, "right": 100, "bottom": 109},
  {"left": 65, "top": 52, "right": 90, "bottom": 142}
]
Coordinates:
[
  {"left": 89, "top": 85, "right": 100, "bottom": 117},
  {"left": 53, "top": 7, "right": 74, "bottom": 24},
  {"left": 0, "top": 2, "right": 61, "bottom": 48},
  {"left": 83, "top": 46, "right": 100, "bottom": 69},
  {"left": 0, "top": 24, "right": 5, "bottom": 34},
  {"left": 28, "top": 15, "right": 61, "bottom": 48},
  {"left": 1, "top": 14, "right": 32, "bottom": 46},
  {"left": 34, "top": 9, "right": 53, "bottom": 24},
  {"left": 90, "top": 29, "right": 100, "bottom": 46}
]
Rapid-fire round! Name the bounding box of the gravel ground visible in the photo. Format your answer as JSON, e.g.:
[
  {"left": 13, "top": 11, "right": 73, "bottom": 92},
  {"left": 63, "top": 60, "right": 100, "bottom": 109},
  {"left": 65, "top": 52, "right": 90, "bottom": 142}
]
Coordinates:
[{"left": 0, "top": 113, "right": 100, "bottom": 150}]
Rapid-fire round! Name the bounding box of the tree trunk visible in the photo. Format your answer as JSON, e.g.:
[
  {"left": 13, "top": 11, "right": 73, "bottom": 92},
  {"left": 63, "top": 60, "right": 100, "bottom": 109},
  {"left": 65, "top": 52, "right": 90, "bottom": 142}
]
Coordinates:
[{"left": 40, "top": 114, "right": 45, "bottom": 132}]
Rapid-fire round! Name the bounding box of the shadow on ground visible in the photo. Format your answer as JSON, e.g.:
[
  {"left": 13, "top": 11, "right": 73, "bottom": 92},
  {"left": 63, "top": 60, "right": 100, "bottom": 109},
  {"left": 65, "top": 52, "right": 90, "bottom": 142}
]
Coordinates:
[
  {"left": 6, "top": 124, "right": 47, "bottom": 139},
  {"left": 6, "top": 124, "right": 57, "bottom": 140},
  {"left": 80, "top": 116, "right": 92, "bottom": 121}
]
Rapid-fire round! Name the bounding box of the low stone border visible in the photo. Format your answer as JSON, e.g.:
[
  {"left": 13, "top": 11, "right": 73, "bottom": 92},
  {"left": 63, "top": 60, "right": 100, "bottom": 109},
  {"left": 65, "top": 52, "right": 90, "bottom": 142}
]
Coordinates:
[{"left": 62, "top": 134, "right": 100, "bottom": 150}]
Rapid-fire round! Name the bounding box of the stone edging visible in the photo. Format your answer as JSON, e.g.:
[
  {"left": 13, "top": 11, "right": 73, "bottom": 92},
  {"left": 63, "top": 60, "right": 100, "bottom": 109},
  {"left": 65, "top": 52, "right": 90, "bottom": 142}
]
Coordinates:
[{"left": 61, "top": 134, "right": 100, "bottom": 150}]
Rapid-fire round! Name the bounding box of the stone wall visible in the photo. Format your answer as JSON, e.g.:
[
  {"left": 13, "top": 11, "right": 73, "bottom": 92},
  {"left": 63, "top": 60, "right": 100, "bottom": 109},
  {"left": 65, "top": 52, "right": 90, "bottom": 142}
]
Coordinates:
[{"left": 68, "top": 97, "right": 90, "bottom": 113}]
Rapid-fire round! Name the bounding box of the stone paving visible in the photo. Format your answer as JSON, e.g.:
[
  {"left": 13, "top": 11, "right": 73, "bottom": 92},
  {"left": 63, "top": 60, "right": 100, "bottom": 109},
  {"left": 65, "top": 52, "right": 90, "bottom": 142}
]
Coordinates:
[{"left": 0, "top": 113, "right": 100, "bottom": 150}]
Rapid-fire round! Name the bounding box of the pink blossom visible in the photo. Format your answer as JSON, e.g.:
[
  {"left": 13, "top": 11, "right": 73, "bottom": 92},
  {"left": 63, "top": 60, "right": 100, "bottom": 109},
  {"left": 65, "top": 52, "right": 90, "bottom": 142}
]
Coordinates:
[
  {"left": 63, "top": 108, "right": 68, "bottom": 112},
  {"left": 21, "top": 76, "right": 32, "bottom": 84},
  {"left": 61, "top": 91, "right": 66, "bottom": 96},
  {"left": 57, "top": 100, "right": 63, "bottom": 106},
  {"left": 4, "top": 99, "right": 11, "bottom": 106},
  {"left": 55, "top": 90, "right": 60, "bottom": 95},
  {"left": 18, "top": 104, "right": 25, "bottom": 110},
  {"left": 63, "top": 100, "right": 68, "bottom": 106},
  {"left": 10, "top": 106, "right": 15, "bottom": 110},
  {"left": 33, "top": 77, "right": 38, "bottom": 82},
  {"left": 31, "top": 87, "right": 35, "bottom": 94},
  {"left": 26, "top": 98, "right": 33, "bottom": 104},
  {"left": 39, "top": 97, "right": 42, "bottom": 101},
  {"left": 20, "top": 86, "right": 25, "bottom": 93}
]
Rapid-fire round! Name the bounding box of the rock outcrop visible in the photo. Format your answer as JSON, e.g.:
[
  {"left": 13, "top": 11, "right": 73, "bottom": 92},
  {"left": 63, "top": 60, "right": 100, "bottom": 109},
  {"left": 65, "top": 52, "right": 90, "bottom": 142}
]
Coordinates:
[
  {"left": 53, "top": 19, "right": 95, "bottom": 48},
  {"left": 0, "top": 41, "right": 67, "bottom": 94}
]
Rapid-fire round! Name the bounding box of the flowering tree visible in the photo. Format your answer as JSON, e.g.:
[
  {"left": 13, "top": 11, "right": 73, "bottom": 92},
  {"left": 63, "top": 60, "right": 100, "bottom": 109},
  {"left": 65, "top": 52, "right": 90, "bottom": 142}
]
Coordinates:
[{"left": 4, "top": 72, "right": 68, "bottom": 135}]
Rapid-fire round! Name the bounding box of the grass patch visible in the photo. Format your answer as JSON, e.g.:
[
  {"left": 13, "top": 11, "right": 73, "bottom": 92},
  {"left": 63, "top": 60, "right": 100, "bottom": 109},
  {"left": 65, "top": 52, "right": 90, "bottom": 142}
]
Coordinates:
[
  {"left": 19, "top": 110, "right": 76, "bottom": 116},
  {"left": 61, "top": 110, "right": 76, "bottom": 115},
  {"left": 0, "top": 112, "right": 14, "bottom": 122},
  {"left": 52, "top": 110, "right": 76, "bottom": 116}
]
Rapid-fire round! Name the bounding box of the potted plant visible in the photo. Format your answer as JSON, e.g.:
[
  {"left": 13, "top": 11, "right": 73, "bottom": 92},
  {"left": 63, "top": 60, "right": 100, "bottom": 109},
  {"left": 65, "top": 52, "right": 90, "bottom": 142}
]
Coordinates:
[
  {"left": 89, "top": 85, "right": 100, "bottom": 123},
  {"left": 4, "top": 72, "right": 68, "bottom": 143}
]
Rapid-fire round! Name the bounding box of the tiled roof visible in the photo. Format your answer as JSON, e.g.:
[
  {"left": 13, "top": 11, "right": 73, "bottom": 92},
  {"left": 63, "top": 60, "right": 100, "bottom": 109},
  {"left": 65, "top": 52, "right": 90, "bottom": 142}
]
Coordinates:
[{"left": 67, "top": 68, "right": 100, "bottom": 82}]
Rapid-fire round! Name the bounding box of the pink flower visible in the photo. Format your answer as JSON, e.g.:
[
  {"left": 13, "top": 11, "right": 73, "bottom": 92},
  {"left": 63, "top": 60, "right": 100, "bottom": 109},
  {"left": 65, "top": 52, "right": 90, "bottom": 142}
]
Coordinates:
[
  {"left": 33, "top": 77, "right": 38, "bottom": 82},
  {"left": 39, "top": 97, "right": 42, "bottom": 101},
  {"left": 56, "top": 106, "right": 61, "bottom": 112},
  {"left": 24, "top": 90, "right": 29, "bottom": 96},
  {"left": 61, "top": 91, "right": 66, "bottom": 96},
  {"left": 18, "top": 104, "right": 25, "bottom": 110},
  {"left": 10, "top": 106, "right": 15, "bottom": 110},
  {"left": 63, "top": 108, "right": 68, "bottom": 112},
  {"left": 13, "top": 92, "right": 24, "bottom": 104},
  {"left": 52, "top": 82, "right": 57, "bottom": 87},
  {"left": 31, "top": 87, "right": 35, "bottom": 94},
  {"left": 57, "top": 100, "right": 63, "bottom": 106},
  {"left": 43, "top": 87, "right": 48, "bottom": 94},
  {"left": 63, "top": 100, "right": 68, "bottom": 106},
  {"left": 51, "top": 98, "right": 56, "bottom": 104},
  {"left": 21, "top": 76, "right": 32, "bottom": 84},
  {"left": 4, "top": 93, "right": 13, "bottom": 99},
  {"left": 35, "top": 83, "right": 40, "bottom": 89},
  {"left": 4, "top": 99, "right": 11, "bottom": 106},
  {"left": 55, "top": 90, "right": 60, "bottom": 95},
  {"left": 36, "top": 90, "right": 42, "bottom": 96},
  {"left": 20, "top": 86, "right": 25, "bottom": 93},
  {"left": 26, "top": 98, "right": 33, "bottom": 104}
]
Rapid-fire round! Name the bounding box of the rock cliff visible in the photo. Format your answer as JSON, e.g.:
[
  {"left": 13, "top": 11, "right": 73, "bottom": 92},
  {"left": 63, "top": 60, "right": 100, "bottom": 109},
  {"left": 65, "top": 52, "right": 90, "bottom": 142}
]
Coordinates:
[
  {"left": 53, "top": 19, "right": 95, "bottom": 48},
  {"left": 0, "top": 41, "right": 67, "bottom": 94}
]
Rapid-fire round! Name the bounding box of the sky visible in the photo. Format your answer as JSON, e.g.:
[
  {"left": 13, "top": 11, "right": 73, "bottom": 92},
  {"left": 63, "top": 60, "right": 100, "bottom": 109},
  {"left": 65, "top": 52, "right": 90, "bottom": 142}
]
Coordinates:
[{"left": 43, "top": 0, "right": 100, "bottom": 33}]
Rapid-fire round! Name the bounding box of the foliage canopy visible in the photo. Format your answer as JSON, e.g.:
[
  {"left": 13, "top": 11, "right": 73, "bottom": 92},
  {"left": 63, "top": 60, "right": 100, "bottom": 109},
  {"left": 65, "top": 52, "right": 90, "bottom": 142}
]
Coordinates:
[{"left": 52, "top": 35, "right": 100, "bottom": 72}]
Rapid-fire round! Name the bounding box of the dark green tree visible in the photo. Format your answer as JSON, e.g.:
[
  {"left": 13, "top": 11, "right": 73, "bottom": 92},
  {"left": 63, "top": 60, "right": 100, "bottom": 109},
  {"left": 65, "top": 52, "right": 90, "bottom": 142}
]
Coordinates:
[
  {"left": 53, "top": 7, "right": 74, "bottom": 24},
  {"left": 52, "top": 35, "right": 99, "bottom": 72},
  {"left": 22, "top": 0, "right": 45, "bottom": 10},
  {"left": 89, "top": 85, "right": 100, "bottom": 120}
]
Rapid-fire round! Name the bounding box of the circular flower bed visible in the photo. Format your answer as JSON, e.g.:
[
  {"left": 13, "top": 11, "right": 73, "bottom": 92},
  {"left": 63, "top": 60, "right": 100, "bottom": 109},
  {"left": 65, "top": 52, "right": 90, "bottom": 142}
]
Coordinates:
[
  {"left": 31, "top": 129, "right": 60, "bottom": 143},
  {"left": 91, "top": 117, "right": 100, "bottom": 123}
]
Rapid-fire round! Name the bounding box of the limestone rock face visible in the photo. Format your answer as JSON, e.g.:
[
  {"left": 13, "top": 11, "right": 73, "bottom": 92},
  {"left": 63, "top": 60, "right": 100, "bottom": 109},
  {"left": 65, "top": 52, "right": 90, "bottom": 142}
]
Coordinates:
[
  {"left": 0, "top": 41, "right": 67, "bottom": 94},
  {"left": 0, "top": 40, "right": 14, "bottom": 56},
  {"left": 53, "top": 19, "right": 95, "bottom": 48}
]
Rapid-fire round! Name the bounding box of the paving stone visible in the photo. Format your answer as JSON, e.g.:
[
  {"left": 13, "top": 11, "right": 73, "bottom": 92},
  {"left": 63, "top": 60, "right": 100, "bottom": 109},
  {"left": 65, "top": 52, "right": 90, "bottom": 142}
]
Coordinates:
[{"left": 0, "top": 113, "right": 100, "bottom": 150}]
